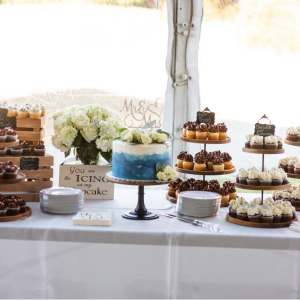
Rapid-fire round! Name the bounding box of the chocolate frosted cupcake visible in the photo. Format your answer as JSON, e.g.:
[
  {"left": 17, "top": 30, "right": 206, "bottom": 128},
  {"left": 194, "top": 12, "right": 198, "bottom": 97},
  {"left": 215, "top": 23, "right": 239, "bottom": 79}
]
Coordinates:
[
  {"left": 208, "top": 124, "right": 219, "bottom": 140},
  {"left": 4, "top": 164, "right": 18, "bottom": 179},
  {"left": 245, "top": 134, "right": 254, "bottom": 149},
  {"left": 247, "top": 207, "right": 260, "bottom": 223},
  {"left": 186, "top": 123, "right": 196, "bottom": 139},
  {"left": 194, "top": 154, "right": 207, "bottom": 172},
  {"left": 7, "top": 201, "right": 20, "bottom": 216},
  {"left": 183, "top": 154, "right": 194, "bottom": 170},
  {"left": 206, "top": 152, "right": 214, "bottom": 170},
  {"left": 11, "top": 144, "right": 23, "bottom": 157},
  {"left": 220, "top": 187, "right": 229, "bottom": 203},
  {"left": 177, "top": 151, "right": 187, "bottom": 168},
  {"left": 17, "top": 198, "right": 27, "bottom": 213},
  {"left": 21, "top": 141, "right": 31, "bottom": 156},
  {"left": 6, "top": 128, "right": 18, "bottom": 142},
  {"left": 0, "top": 129, "right": 7, "bottom": 143},
  {"left": 221, "top": 152, "right": 232, "bottom": 170},
  {"left": 34, "top": 141, "right": 45, "bottom": 156},
  {"left": 196, "top": 123, "right": 208, "bottom": 140},
  {"left": 217, "top": 123, "right": 228, "bottom": 140},
  {"left": 286, "top": 127, "right": 299, "bottom": 142},
  {"left": 212, "top": 157, "right": 224, "bottom": 172},
  {"left": 228, "top": 185, "right": 237, "bottom": 200},
  {"left": 237, "top": 206, "right": 248, "bottom": 221},
  {"left": 0, "top": 202, "right": 7, "bottom": 216},
  {"left": 182, "top": 121, "right": 193, "bottom": 137}
]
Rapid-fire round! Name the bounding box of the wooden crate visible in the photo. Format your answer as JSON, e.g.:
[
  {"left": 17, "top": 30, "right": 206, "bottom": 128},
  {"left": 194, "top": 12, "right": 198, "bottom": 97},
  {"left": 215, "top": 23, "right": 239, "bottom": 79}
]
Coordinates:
[
  {"left": 0, "top": 154, "right": 54, "bottom": 202},
  {"left": 15, "top": 116, "right": 46, "bottom": 144}
]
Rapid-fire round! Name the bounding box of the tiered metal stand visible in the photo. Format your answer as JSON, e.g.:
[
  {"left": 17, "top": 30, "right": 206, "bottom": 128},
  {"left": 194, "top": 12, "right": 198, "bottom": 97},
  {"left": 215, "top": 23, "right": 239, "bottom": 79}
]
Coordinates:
[
  {"left": 105, "top": 171, "right": 176, "bottom": 220},
  {"left": 174, "top": 135, "right": 235, "bottom": 207}
]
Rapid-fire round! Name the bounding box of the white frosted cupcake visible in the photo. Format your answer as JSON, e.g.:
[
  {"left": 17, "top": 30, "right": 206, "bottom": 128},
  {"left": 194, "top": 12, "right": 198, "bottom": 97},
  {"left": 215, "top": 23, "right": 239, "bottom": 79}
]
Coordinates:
[
  {"left": 29, "top": 106, "right": 42, "bottom": 119},
  {"left": 247, "top": 206, "right": 260, "bottom": 223},
  {"left": 18, "top": 107, "right": 29, "bottom": 118},
  {"left": 245, "top": 134, "right": 254, "bottom": 148},
  {"left": 259, "top": 171, "right": 272, "bottom": 186},
  {"left": 238, "top": 168, "right": 248, "bottom": 185},
  {"left": 250, "top": 136, "right": 263, "bottom": 149},
  {"left": 271, "top": 171, "right": 283, "bottom": 186},
  {"left": 265, "top": 136, "right": 278, "bottom": 150},
  {"left": 260, "top": 208, "right": 274, "bottom": 223},
  {"left": 247, "top": 170, "right": 260, "bottom": 186}
]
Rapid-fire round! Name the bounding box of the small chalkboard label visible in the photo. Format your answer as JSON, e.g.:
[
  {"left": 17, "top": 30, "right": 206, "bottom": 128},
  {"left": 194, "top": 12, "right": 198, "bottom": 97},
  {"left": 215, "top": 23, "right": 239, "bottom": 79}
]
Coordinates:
[
  {"left": 196, "top": 111, "right": 215, "bottom": 124},
  {"left": 254, "top": 123, "right": 275, "bottom": 136},
  {"left": 0, "top": 108, "right": 16, "bottom": 129},
  {"left": 20, "top": 157, "right": 39, "bottom": 170}
]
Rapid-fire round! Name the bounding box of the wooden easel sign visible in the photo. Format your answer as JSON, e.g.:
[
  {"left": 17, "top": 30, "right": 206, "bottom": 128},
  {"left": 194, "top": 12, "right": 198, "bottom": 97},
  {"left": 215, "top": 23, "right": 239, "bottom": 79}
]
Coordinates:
[
  {"left": 196, "top": 107, "right": 215, "bottom": 124},
  {"left": 254, "top": 115, "right": 275, "bottom": 136}
]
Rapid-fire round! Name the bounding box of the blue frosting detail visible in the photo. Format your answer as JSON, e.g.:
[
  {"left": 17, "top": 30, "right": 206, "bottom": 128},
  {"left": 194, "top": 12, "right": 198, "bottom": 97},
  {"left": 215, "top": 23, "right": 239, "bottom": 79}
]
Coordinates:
[{"left": 112, "top": 151, "right": 172, "bottom": 180}]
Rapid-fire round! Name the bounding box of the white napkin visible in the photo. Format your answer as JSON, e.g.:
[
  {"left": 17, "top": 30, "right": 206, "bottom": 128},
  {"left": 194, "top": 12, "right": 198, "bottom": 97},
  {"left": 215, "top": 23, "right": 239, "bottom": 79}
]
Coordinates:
[
  {"left": 288, "top": 221, "right": 300, "bottom": 233},
  {"left": 72, "top": 211, "right": 114, "bottom": 226}
]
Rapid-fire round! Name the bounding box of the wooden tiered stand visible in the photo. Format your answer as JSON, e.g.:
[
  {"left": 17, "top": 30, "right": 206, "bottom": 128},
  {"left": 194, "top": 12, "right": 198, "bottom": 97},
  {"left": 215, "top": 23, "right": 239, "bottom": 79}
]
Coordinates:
[
  {"left": 173, "top": 135, "right": 236, "bottom": 207},
  {"left": 0, "top": 116, "right": 53, "bottom": 202}
]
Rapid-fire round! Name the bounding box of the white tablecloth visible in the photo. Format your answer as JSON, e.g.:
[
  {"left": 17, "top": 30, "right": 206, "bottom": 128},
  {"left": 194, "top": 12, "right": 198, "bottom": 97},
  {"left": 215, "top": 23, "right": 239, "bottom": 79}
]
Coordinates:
[{"left": 1, "top": 189, "right": 300, "bottom": 299}]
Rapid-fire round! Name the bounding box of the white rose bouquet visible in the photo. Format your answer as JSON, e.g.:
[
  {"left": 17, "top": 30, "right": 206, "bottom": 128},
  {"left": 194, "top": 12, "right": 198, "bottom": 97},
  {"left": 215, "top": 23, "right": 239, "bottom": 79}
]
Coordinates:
[
  {"left": 156, "top": 163, "right": 177, "bottom": 181},
  {"left": 51, "top": 104, "right": 125, "bottom": 164}
]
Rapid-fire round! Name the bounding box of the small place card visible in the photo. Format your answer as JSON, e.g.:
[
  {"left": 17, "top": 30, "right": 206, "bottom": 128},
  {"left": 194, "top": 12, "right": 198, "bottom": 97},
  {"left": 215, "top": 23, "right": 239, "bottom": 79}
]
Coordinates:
[
  {"left": 254, "top": 115, "right": 275, "bottom": 136},
  {"left": 72, "top": 211, "right": 114, "bottom": 226},
  {"left": 0, "top": 108, "right": 16, "bottom": 129},
  {"left": 196, "top": 107, "right": 215, "bottom": 124},
  {"left": 20, "top": 157, "right": 39, "bottom": 170}
]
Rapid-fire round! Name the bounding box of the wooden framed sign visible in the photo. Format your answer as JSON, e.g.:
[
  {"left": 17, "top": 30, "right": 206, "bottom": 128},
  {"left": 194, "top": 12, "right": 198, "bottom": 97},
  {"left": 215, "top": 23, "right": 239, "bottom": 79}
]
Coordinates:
[
  {"left": 254, "top": 115, "right": 275, "bottom": 136},
  {"left": 59, "top": 164, "right": 114, "bottom": 200},
  {"left": 20, "top": 157, "right": 39, "bottom": 170},
  {"left": 0, "top": 108, "right": 16, "bottom": 129},
  {"left": 196, "top": 107, "right": 215, "bottom": 124}
]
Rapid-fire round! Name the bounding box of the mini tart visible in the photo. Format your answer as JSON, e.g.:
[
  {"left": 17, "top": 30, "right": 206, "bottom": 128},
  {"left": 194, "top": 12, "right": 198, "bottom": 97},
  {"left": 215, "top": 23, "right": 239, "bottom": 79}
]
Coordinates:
[
  {"left": 212, "top": 163, "right": 224, "bottom": 172},
  {"left": 29, "top": 109, "right": 42, "bottom": 119},
  {"left": 183, "top": 161, "right": 194, "bottom": 170},
  {"left": 18, "top": 109, "right": 29, "bottom": 118},
  {"left": 186, "top": 130, "right": 196, "bottom": 139},
  {"left": 196, "top": 131, "right": 207, "bottom": 140},
  {"left": 208, "top": 132, "right": 219, "bottom": 140},
  {"left": 219, "top": 132, "right": 227, "bottom": 140},
  {"left": 194, "top": 163, "right": 206, "bottom": 171},
  {"left": 224, "top": 161, "right": 233, "bottom": 170},
  {"left": 177, "top": 159, "right": 183, "bottom": 168}
]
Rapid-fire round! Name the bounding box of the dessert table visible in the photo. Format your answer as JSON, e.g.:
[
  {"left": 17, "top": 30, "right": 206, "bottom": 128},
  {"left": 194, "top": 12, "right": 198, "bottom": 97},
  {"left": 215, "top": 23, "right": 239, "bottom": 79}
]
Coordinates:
[{"left": 1, "top": 189, "right": 300, "bottom": 299}]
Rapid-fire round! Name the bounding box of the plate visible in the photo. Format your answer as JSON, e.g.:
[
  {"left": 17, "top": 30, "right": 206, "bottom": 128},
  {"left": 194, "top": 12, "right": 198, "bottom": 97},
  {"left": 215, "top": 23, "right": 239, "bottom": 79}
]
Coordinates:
[
  {"left": 0, "top": 173, "right": 26, "bottom": 184},
  {"left": 40, "top": 187, "right": 84, "bottom": 203}
]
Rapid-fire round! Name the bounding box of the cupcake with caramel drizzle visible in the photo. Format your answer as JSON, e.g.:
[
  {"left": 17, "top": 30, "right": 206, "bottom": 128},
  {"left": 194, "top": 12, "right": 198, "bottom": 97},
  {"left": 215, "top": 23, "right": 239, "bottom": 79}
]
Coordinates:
[
  {"left": 221, "top": 152, "right": 233, "bottom": 170},
  {"left": 212, "top": 156, "right": 224, "bottom": 172},
  {"left": 177, "top": 151, "right": 187, "bottom": 168},
  {"left": 183, "top": 154, "right": 194, "bottom": 170},
  {"left": 208, "top": 124, "right": 219, "bottom": 140},
  {"left": 218, "top": 123, "right": 228, "bottom": 140},
  {"left": 196, "top": 123, "right": 208, "bottom": 140},
  {"left": 194, "top": 154, "right": 207, "bottom": 172}
]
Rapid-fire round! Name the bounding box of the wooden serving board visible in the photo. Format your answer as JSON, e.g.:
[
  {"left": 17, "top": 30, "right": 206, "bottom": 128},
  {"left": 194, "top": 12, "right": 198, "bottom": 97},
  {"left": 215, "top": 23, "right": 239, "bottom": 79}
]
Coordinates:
[
  {"left": 286, "top": 173, "right": 300, "bottom": 179},
  {"left": 284, "top": 139, "right": 300, "bottom": 147},
  {"left": 242, "top": 147, "right": 285, "bottom": 154},
  {"left": 226, "top": 213, "right": 297, "bottom": 228},
  {"left": 0, "top": 206, "right": 31, "bottom": 222},
  {"left": 174, "top": 165, "right": 236, "bottom": 176},
  {"left": 0, "top": 173, "right": 26, "bottom": 184},
  {"left": 0, "top": 140, "right": 19, "bottom": 148},
  {"left": 235, "top": 182, "right": 292, "bottom": 191},
  {"left": 180, "top": 135, "right": 231, "bottom": 144}
]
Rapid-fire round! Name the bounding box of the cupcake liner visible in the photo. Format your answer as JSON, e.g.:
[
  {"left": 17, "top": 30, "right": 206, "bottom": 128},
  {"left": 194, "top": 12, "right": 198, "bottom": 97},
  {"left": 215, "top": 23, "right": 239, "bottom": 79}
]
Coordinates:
[
  {"left": 272, "top": 179, "right": 283, "bottom": 186},
  {"left": 281, "top": 214, "right": 293, "bottom": 222},
  {"left": 34, "top": 148, "right": 45, "bottom": 156},
  {"left": 288, "top": 165, "right": 294, "bottom": 174},
  {"left": 236, "top": 175, "right": 239, "bottom": 183},
  {"left": 0, "top": 149, "right": 6, "bottom": 157},
  {"left": 261, "top": 216, "right": 274, "bottom": 223},
  {"left": 22, "top": 148, "right": 31, "bottom": 156},
  {"left": 247, "top": 179, "right": 259, "bottom": 186},
  {"left": 6, "top": 207, "right": 20, "bottom": 216},
  {"left": 259, "top": 179, "right": 272, "bottom": 186},
  {"left": 278, "top": 164, "right": 288, "bottom": 172},
  {"left": 231, "top": 209, "right": 237, "bottom": 218},
  {"left": 6, "top": 135, "right": 18, "bottom": 142},
  {"left": 245, "top": 141, "right": 250, "bottom": 148},
  {"left": 250, "top": 143, "right": 263, "bottom": 149},
  {"left": 0, "top": 209, "right": 7, "bottom": 216},
  {"left": 0, "top": 136, "right": 7, "bottom": 142},
  {"left": 273, "top": 215, "right": 281, "bottom": 223},
  {"left": 237, "top": 213, "right": 248, "bottom": 221},
  {"left": 278, "top": 142, "right": 283, "bottom": 149},
  {"left": 287, "top": 134, "right": 299, "bottom": 142},
  {"left": 11, "top": 149, "right": 23, "bottom": 157},
  {"left": 4, "top": 170, "right": 18, "bottom": 180},
  {"left": 248, "top": 214, "right": 261, "bottom": 223},
  {"left": 239, "top": 177, "right": 247, "bottom": 185},
  {"left": 283, "top": 178, "right": 289, "bottom": 185},
  {"left": 265, "top": 143, "right": 278, "bottom": 150}
]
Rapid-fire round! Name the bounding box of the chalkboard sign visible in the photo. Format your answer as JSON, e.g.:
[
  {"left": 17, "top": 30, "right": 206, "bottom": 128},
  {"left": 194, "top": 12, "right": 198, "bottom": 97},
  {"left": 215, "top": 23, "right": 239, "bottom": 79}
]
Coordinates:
[
  {"left": 254, "top": 123, "right": 275, "bottom": 136},
  {"left": 0, "top": 108, "right": 16, "bottom": 129},
  {"left": 20, "top": 157, "right": 39, "bottom": 170},
  {"left": 196, "top": 111, "right": 215, "bottom": 124}
]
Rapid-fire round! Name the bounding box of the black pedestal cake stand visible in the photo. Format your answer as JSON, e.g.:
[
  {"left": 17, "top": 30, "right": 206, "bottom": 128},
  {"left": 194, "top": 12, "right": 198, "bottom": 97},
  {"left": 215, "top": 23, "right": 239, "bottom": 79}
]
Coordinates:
[{"left": 105, "top": 171, "right": 175, "bottom": 220}]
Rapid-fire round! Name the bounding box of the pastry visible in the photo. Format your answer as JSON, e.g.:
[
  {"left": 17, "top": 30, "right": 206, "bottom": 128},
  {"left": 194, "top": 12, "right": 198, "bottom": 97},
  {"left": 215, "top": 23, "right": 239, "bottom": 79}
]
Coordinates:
[
  {"left": 17, "top": 107, "right": 29, "bottom": 118},
  {"left": 186, "top": 123, "right": 196, "bottom": 139},
  {"left": 196, "top": 124, "right": 208, "bottom": 140},
  {"left": 281, "top": 207, "right": 293, "bottom": 222},
  {"left": 247, "top": 170, "right": 260, "bottom": 186},
  {"left": 259, "top": 171, "right": 272, "bottom": 186},
  {"left": 265, "top": 136, "right": 278, "bottom": 150},
  {"left": 34, "top": 141, "right": 46, "bottom": 156},
  {"left": 260, "top": 208, "right": 274, "bottom": 223},
  {"left": 286, "top": 127, "right": 299, "bottom": 142},
  {"left": 218, "top": 123, "right": 227, "bottom": 140},
  {"left": 29, "top": 106, "right": 42, "bottom": 119},
  {"left": 238, "top": 168, "right": 248, "bottom": 185},
  {"left": 194, "top": 154, "right": 206, "bottom": 171},
  {"left": 245, "top": 134, "right": 253, "bottom": 149},
  {"left": 4, "top": 164, "right": 18, "bottom": 179},
  {"left": 0, "top": 130, "right": 6, "bottom": 142},
  {"left": 5, "top": 128, "right": 18, "bottom": 142},
  {"left": 0, "top": 202, "right": 7, "bottom": 216},
  {"left": 237, "top": 206, "right": 248, "bottom": 221},
  {"left": 183, "top": 154, "right": 194, "bottom": 170},
  {"left": 247, "top": 207, "right": 260, "bottom": 223},
  {"left": 221, "top": 152, "right": 232, "bottom": 169},
  {"left": 6, "top": 201, "right": 20, "bottom": 216},
  {"left": 208, "top": 124, "right": 219, "bottom": 140},
  {"left": 182, "top": 122, "right": 188, "bottom": 137},
  {"left": 41, "top": 105, "right": 46, "bottom": 116},
  {"left": 11, "top": 144, "right": 23, "bottom": 157},
  {"left": 250, "top": 135, "right": 263, "bottom": 149},
  {"left": 177, "top": 151, "right": 187, "bottom": 168},
  {"left": 21, "top": 141, "right": 31, "bottom": 156},
  {"left": 212, "top": 157, "right": 224, "bottom": 172},
  {"left": 112, "top": 140, "right": 172, "bottom": 180}
]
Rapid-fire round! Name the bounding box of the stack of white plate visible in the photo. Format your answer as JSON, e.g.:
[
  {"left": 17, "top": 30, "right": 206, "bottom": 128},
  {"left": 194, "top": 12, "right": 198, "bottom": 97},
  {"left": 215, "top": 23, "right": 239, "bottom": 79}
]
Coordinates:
[
  {"left": 175, "top": 191, "right": 221, "bottom": 218},
  {"left": 40, "top": 187, "right": 84, "bottom": 214}
]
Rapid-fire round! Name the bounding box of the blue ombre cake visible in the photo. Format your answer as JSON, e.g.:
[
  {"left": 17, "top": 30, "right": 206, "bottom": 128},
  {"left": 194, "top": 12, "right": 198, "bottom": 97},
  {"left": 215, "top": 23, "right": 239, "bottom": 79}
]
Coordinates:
[{"left": 112, "top": 140, "right": 172, "bottom": 180}]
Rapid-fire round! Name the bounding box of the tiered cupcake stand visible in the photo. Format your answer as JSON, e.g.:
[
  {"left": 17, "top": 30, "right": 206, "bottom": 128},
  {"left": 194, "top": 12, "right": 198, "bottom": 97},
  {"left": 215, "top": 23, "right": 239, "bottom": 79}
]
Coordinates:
[
  {"left": 284, "top": 139, "right": 300, "bottom": 211},
  {"left": 173, "top": 135, "right": 236, "bottom": 207},
  {"left": 105, "top": 171, "right": 176, "bottom": 220},
  {"left": 227, "top": 145, "right": 296, "bottom": 228}
]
